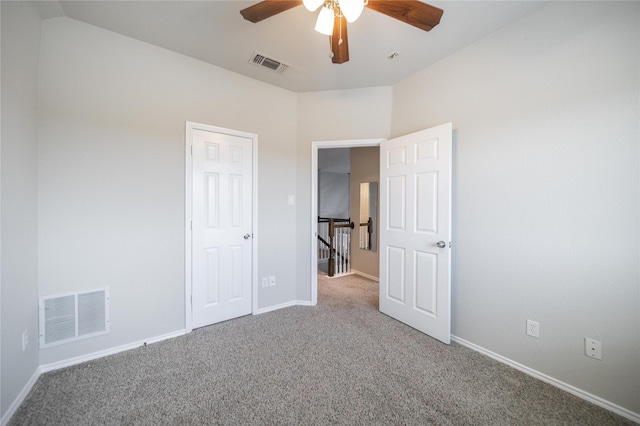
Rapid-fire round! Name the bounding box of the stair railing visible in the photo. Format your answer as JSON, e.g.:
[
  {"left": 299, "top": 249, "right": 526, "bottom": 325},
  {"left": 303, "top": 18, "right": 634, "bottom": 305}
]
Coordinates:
[{"left": 318, "top": 217, "right": 354, "bottom": 277}]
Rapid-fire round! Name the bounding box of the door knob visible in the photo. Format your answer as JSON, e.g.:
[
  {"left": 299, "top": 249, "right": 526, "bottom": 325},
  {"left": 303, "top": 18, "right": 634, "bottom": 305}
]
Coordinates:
[
  {"left": 436, "top": 241, "right": 446, "bottom": 248},
  {"left": 243, "top": 233, "right": 251, "bottom": 240}
]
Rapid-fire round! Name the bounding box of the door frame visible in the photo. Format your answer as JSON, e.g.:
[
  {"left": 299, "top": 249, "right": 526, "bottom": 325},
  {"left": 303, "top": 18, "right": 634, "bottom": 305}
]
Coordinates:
[
  {"left": 310, "top": 138, "right": 385, "bottom": 305},
  {"left": 185, "top": 121, "right": 259, "bottom": 333}
]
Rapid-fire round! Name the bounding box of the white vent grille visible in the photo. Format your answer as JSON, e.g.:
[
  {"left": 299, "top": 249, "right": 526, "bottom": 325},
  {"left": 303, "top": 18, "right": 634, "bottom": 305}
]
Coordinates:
[
  {"left": 40, "top": 288, "right": 110, "bottom": 348},
  {"left": 249, "top": 51, "right": 289, "bottom": 74}
]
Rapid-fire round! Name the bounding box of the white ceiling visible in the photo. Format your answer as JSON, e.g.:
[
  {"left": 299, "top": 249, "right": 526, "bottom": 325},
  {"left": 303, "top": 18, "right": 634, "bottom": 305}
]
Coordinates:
[{"left": 34, "top": 1, "right": 546, "bottom": 93}]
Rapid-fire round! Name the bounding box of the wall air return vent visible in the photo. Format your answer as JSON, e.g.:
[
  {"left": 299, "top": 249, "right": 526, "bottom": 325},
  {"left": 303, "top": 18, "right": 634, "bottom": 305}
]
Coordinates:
[
  {"left": 39, "top": 288, "right": 110, "bottom": 348},
  {"left": 249, "top": 51, "right": 289, "bottom": 74}
]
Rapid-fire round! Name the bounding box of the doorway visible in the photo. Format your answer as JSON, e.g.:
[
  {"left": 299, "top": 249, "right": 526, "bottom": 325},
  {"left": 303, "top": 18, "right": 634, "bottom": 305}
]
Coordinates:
[
  {"left": 317, "top": 148, "right": 351, "bottom": 275},
  {"left": 310, "top": 124, "right": 453, "bottom": 344},
  {"left": 310, "top": 139, "right": 385, "bottom": 305}
]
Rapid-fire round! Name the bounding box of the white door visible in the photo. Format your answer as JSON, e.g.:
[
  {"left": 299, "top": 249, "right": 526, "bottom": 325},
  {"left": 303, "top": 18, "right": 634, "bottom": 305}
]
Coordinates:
[
  {"left": 191, "top": 127, "right": 253, "bottom": 328},
  {"left": 379, "top": 123, "right": 452, "bottom": 344}
]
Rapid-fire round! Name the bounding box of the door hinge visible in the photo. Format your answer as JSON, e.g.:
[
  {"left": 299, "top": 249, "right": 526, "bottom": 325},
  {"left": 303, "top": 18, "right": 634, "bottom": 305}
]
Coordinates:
[
  {"left": 190, "top": 145, "right": 193, "bottom": 156},
  {"left": 190, "top": 220, "right": 193, "bottom": 231},
  {"left": 449, "top": 242, "right": 452, "bottom": 248}
]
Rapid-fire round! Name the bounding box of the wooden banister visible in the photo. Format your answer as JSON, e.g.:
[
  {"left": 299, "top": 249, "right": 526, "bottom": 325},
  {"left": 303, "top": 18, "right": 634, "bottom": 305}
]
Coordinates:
[{"left": 318, "top": 217, "right": 354, "bottom": 277}]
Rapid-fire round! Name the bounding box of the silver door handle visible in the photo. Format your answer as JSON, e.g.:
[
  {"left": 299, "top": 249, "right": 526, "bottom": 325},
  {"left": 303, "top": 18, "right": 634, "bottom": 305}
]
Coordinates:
[
  {"left": 436, "top": 241, "right": 446, "bottom": 248},
  {"left": 243, "top": 233, "right": 251, "bottom": 240}
]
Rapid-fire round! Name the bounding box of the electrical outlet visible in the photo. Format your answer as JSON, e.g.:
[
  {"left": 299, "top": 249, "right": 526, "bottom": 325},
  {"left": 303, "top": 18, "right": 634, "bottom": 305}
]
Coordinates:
[
  {"left": 261, "top": 277, "right": 268, "bottom": 288},
  {"left": 268, "top": 276, "right": 276, "bottom": 287},
  {"left": 526, "top": 320, "right": 540, "bottom": 338},
  {"left": 22, "top": 330, "right": 28, "bottom": 351},
  {"left": 585, "top": 338, "right": 602, "bottom": 360}
]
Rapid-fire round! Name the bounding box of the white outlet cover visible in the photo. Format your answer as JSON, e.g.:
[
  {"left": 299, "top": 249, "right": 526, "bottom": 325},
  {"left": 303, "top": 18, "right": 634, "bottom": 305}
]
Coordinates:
[
  {"left": 585, "top": 338, "right": 602, "bottom": 360},
  {"left": 526, "top": 320, "right": 540, "bottom": 338}
]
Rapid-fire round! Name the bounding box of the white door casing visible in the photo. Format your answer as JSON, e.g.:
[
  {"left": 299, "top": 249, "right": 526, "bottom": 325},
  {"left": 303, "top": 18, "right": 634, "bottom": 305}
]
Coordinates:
[
  {"left": 186, "top": 122, "right": 257, "bottom": 330},
  {"left": 379, "top": 123, "right": 452, "bottom": 344}
]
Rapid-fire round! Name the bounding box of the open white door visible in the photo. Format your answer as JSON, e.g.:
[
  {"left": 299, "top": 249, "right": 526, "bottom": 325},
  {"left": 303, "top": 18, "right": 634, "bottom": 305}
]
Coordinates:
[
  {"left": 379, "top": 123, "right": 452, "bottom": 344},
  {"left": 190, "top": 125, "right": 255, "bottom": 329}
]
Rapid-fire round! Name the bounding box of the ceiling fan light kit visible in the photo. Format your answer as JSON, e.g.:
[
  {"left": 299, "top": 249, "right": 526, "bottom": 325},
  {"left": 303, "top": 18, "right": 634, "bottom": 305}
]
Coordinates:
[
  {"left": 315, "top": 5, "right": 335, "bottom": 36},
  {"left": 340, "top": 0, "right": 365, "bottom": 23},
  {"left": 240, "top": 0, "right": 444, "bottom": 65},
  {"left": 306, "top": 0, "right": 365, "bottom": 22},
  {"left": 303, "top": 0, "right": 325, "bottom": 12}
]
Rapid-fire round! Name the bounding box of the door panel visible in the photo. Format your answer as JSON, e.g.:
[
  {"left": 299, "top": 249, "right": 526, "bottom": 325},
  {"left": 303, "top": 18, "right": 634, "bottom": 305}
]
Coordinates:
[
  {"left": 379, "top": 123, "right": 452, "bottom": 344},
  {"left": 416, "top": 172, "right": 438, "bottom": 233},
  {"left": 387, "top": 246, "right": 406, "bottom": 302},
  {"left": 192, "top": 128, "right": 253, "bottom": 328},
  {"left": 415, "top": 250, "right": 437, "bottom": 315},
  {"left": 388, "top": 176, "right": 406, "bottom": 230}
]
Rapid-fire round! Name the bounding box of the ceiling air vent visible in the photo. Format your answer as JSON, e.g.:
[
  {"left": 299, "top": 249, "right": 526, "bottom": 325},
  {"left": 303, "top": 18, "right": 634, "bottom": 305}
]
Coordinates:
[{"left": 249, "top": 51, "right": 289, "bottom": 74}]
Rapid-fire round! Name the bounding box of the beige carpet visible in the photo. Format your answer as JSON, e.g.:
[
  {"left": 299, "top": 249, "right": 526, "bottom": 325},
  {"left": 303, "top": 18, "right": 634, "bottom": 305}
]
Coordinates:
[{"left": 9, "top": 273, "right": 632, "bottom": 425}]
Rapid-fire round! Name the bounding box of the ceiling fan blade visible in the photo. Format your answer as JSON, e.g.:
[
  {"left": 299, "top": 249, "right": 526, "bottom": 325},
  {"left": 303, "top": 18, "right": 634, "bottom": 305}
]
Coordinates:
[
  {"left": 366, "top": 0, "right": 443, "bottom": 32},
  {"left": 331, "top": 15, "right": 349, "bottom": 64},
  {"left": 240, "top": 0, "right": 302, "bottom": 23}
]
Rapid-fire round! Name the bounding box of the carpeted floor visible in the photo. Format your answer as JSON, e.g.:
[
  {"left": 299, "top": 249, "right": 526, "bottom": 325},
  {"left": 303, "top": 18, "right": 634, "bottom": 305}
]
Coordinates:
[{"left": 10, "top": 273, "right": 633, "bottom": 425}]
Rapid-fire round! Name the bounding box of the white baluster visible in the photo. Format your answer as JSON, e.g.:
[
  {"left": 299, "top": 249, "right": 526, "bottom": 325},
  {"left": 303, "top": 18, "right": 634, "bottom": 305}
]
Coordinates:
[{"left": 337, "top": 228, "right": 342, "bottom": 274}]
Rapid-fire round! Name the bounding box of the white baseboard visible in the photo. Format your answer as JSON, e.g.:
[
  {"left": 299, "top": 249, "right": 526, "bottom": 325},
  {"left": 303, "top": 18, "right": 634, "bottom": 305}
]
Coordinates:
[
  {"left": 1, "top": 367, "right": 41, "bottom": 426},
  {"left": 40, "top": 329, "right": 186, "bottom": 373},
  {"left": 254, "top": 299, "right": 315, "bottom": 315},
  {"left": 351, "top": 269, "right": 379, "bottom": 282},
  {"left": 451, "top": 335, "right": 640, "bottom": 424}
]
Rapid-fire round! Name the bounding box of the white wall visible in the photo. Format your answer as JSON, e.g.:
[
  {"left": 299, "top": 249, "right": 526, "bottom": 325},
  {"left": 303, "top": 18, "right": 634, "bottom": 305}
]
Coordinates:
[
  {"left": 392, "top": 2, "right": 639, "bottom": 414},
  {"left": 37, "top": 17, "right": 298, "bottom": 364},
  {"left": 350, "top": 147, "right": 380, "bottom": 278},
  {"left": 0, "top": 0, "right": 42, "bottom": 417},
  {"left": 296, "top": 88, "right": 392, "bottom": 300}
]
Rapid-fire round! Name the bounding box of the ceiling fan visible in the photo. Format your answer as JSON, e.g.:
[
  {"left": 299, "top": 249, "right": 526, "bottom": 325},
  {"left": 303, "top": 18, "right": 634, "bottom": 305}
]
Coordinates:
[{"left": 240, "top": 0, "right": 443, "bottom": 64}]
